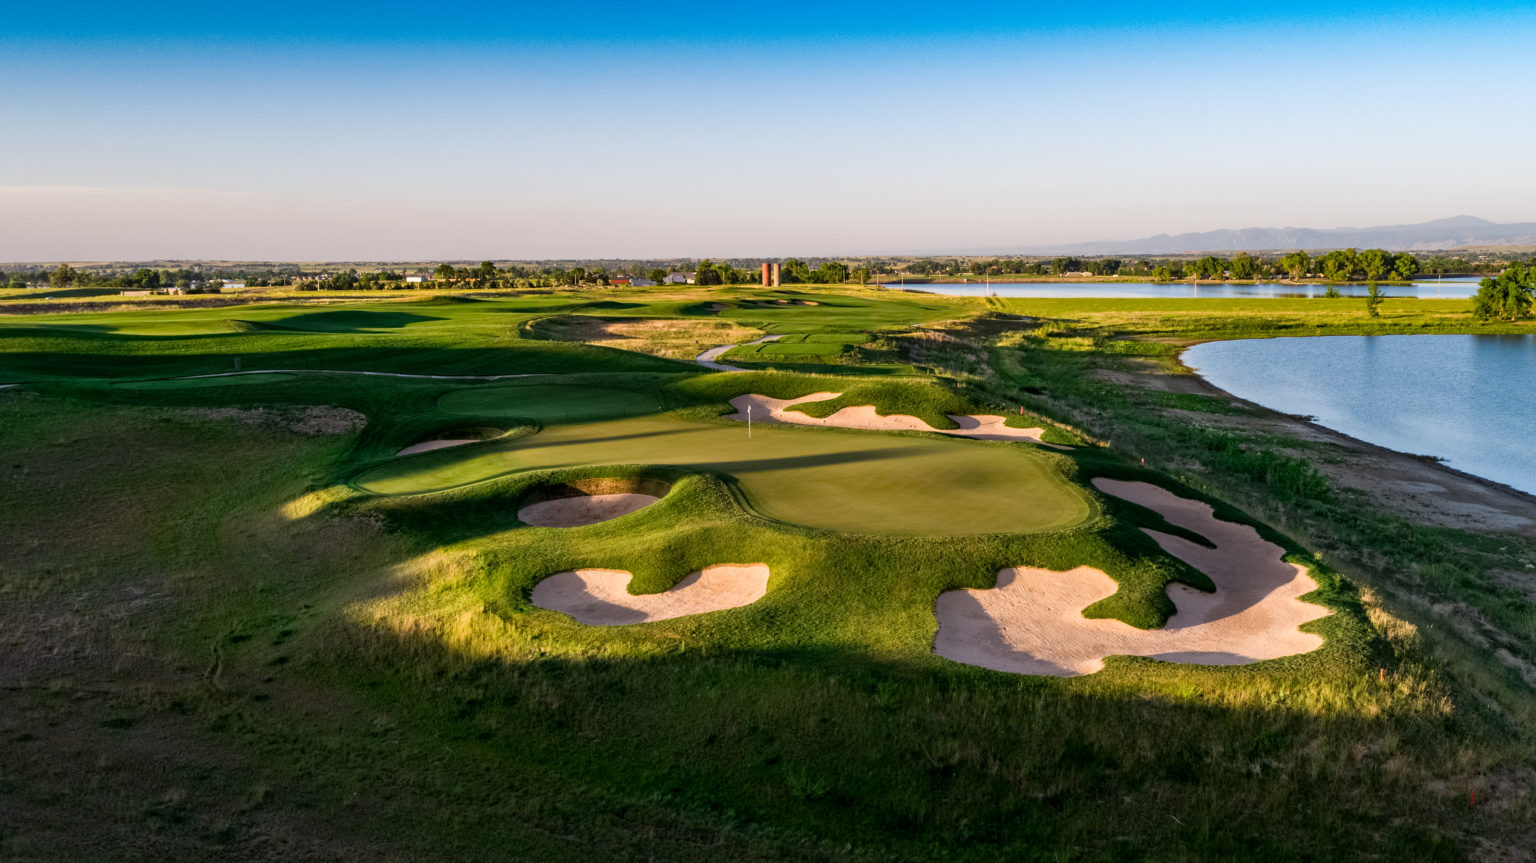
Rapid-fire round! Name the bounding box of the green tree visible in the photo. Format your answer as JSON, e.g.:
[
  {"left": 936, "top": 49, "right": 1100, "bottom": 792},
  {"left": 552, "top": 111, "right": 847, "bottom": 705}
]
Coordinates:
[
  {"left": 1192, "top": 256, "right": 1227, "bottom": 280},
  {"left": 646, "top": 268, "right": 668, "bottom": 284},
  {"left": 1359, "top": 248, "right": 1391, "bottom": 281},
  {"left": 569, "top": 267, "right": 587, "bottom": 286},
  {"left": 695, "top": 260, "right": 723, "bottom": 286},
  {"left": 1364, "top": 284, "right": 1384, "bottom": 317},
  {"left": 1229, "top": 253, "right": 1257, "bottom": 280},
  {"left": 50, "top": 264, "right": 76, "bottom": 288},
  {"left": 781, "top": 259, "right": 812, "bottom": 284},
  {"left": 814, "top": 261, "right": 849, "bottom": 283},
  {"left": 1151, "top": 265, "right": 1173, "bottom": 282},
  {"left": 1279, "top": 251, "right": 1311, "bottom": 280},
  {"left": 1471, "top": 264, "right": 1535, "bottom": 321},
  {"left": 1323, "top": 285, "right": 1342, "bottom": 298},
  {"left": 1319, "top": 249, "right": 1357, "bottom": 281},
  {"left": 434, "top": 263, "right": 456, "bottom": 281},
  {"left": 1390, "top": 253, "right": 1420, "bottom": 281}
]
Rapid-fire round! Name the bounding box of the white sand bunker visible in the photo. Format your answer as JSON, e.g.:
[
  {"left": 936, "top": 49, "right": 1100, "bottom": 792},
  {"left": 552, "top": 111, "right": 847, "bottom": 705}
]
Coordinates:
[
  {"left": 728, "top": 393, "right": 1070, "bottom": 449},
  {"left": 532, "top": 564, "right": 771, "bottom": 625},
  {"left": 934, "top": 479, "right": 1328, "bottom": 676},
  {"left": 516, "top": 477, "right": 670, "bottom": 527},
  {"left": 396, "top": 427, "right": 502, "bottom": 457},
  {"left": 397, "top": 438, "right": 480, "bottom": 456},
  {"left": 519, "top": 493, "right": 660, "bottom": 527}
]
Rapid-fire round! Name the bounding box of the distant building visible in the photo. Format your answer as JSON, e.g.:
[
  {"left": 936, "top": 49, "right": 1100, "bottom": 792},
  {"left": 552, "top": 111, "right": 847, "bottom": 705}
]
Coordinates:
[
  {"left": 405, "top": 274, "right": 429, "bottom": 284},
  {"left": 609, "top": 278, "right": 631, "bottom": 287},
  {"left": 665, "top": 271, "right": 696, "bottom": 284},
  {"left": 223, "top": 280, "right": 247, "bottom": 290},
  {"left": 629, "top": 277, "right": 657, "bottom": 287}
]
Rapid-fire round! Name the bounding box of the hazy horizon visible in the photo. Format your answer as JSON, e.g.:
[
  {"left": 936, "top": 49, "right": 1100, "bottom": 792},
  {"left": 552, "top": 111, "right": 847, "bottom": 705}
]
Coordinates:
[{"left": 5, "top": 1, "right": 1535, "bottom": 260}]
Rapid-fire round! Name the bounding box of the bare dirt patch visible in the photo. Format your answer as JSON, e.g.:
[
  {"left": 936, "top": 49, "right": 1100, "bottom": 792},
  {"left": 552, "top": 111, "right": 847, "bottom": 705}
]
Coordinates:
[
  {"left": 933, "top": 479, "right": 1328, "bottom": 676},
  {"left": 531, "top": 564, "right": 771, "bottom": 625},
  {"left": 184, "top": 405, "right": 365, "bottom": 435},
  {"left": 547, "top": 316, "right": 762, "bottom": 360},
  {"left": 728, "top": 392, "right": 1070, "bottom": 448}
]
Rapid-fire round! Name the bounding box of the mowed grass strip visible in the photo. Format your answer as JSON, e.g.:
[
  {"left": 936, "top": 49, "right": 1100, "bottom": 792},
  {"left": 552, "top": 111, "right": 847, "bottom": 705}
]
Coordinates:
[{"left": 436, "top": 383, "right": 661, "bottom": 424}]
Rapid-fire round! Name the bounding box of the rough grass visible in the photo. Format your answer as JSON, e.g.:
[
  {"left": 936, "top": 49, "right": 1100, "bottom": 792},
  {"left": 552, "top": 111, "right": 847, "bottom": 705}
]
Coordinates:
[
  {"left": 3, "top": 286, "right": 1528, "bottom": 859},
  {"left": 525, "top": 314, "right": 764, "bottom": 359}
]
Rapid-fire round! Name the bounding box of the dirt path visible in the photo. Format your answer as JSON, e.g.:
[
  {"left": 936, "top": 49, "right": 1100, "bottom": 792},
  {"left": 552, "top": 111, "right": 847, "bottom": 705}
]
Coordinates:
[
  {"left": 933, "top": 479, "right": 1328, "bottom": 676},
  {"left": 728, "top": 392, "right": 1070, "bottom": 448},
  {"left": 531, "top": 564, "right": 770, "bottom": 625},
  {"left": 695, "top": 334, "right": 782, "bottom": 371}
]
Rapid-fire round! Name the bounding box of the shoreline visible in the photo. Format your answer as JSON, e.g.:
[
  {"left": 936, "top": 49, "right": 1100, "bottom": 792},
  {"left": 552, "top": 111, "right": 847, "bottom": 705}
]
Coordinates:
[{"left": 1171, "top": 342, "right": 1536, "bottom": 534}]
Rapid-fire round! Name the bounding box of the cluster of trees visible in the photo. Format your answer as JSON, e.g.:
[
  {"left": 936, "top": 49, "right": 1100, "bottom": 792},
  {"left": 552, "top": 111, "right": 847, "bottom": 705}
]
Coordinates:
[
  {"left": 1472, "top": 264, "right": 1535, "bottom": 321},
  {"left": 1142, "top": 250, "right": 1421, "bottom": 282},
  {"left": 892, "top": 251, "right": 1440, "bottom": 282},
  {"left": 775, "top": 259, "right": 870, "bottom": 285},
  {"left": 0, "top": 264, "right": 286, "bottom": 293}
]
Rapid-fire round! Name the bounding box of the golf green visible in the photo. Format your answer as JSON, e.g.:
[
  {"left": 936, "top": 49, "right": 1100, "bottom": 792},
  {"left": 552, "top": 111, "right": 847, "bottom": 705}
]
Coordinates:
[{"left": 353, "top": 415, "right": 1093, "bottom": 535}]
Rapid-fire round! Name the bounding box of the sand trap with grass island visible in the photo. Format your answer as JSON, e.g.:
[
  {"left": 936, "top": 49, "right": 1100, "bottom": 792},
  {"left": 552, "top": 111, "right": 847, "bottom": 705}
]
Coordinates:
[
  {"left": 532, "top": 564, "right": 771, "bottom": 625},
  {"left": 934, "top": 478, "right": 1328, "bottom": 676},
  {"left": 729, "top": 392, "right": 1070, "bottom": 449}
]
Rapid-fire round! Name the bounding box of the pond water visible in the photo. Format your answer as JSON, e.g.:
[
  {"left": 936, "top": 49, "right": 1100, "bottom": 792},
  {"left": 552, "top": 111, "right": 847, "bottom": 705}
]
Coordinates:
[
  {"left": 886, "top": 276, "right": 1482, "bottom": 299},
  {"left": 1183, "top": 335, "right": 1536, "bottom": 495}
]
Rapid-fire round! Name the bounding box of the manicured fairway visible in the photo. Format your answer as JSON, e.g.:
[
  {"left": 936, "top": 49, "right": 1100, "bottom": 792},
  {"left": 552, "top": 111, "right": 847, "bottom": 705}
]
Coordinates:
[
  {"left": 353, "top": 413, "right": 1092, "bottom": 534},
  {"left": 437, "top": 383, "right": 660, "bottom": 424}
]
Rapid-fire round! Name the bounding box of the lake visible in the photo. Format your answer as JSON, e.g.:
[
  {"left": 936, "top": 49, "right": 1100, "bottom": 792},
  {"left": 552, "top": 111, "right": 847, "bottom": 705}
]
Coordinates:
[
  {"left": 1184, "top": 335, "right": 1536, "bottom": 495},
  {"left": 886, "top": 277, "right": 1482, "bottom": 299}
]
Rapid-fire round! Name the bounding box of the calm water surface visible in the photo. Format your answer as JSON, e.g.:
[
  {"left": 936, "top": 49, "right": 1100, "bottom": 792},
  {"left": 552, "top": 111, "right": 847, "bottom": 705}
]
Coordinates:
[
  {"left": 1184, "top": 335, "right": 1536, "bottom": 495},
  {"left": 889, "top": 277, "right": 1481, "bottom": 299}
]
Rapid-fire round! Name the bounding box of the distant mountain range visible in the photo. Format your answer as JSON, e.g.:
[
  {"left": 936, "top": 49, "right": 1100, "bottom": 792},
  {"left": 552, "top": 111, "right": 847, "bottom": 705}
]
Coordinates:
[{"left": 1006, "top": 216, "right": 1536, "bottom": 256}]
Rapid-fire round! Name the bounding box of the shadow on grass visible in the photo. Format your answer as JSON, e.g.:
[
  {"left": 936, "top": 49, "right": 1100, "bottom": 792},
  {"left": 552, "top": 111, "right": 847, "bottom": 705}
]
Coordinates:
[
  {"left": 304, "top": 592, "right": 1471, "bottom": 863},
  {"left": 257, "top": 310, "right": 448, "bottom": 332}
]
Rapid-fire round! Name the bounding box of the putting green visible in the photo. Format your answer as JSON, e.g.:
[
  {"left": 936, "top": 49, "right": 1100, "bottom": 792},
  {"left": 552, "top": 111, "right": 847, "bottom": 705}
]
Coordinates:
[
  {"left": 353, "top": 415, "right": 1092, "bottom": 535},
  {"left": 438, "top": 384, "right": 659, "bottom": 425}
]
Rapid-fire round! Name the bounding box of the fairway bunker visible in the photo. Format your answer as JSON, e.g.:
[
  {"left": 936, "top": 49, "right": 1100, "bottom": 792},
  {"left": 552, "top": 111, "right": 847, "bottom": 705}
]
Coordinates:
[
  {"left": 934, "top": 479, "right": 1328, "bottom": 676},
  {"left": 532, "top": 563, "right": 770, "bottom": 625},
  {"left": 729, "top": 393, "right": 1070, "bottom": 448},
  {"left": 516, "top": 476, "right": 672, "bottom": 527},
  {"left": 396, "top": 427, "right": 503, "bottom": 457}
]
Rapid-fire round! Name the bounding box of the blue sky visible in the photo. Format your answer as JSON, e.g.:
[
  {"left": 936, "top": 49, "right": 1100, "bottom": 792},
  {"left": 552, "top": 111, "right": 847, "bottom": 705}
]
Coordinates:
[{"left": 2, "top": 2, "right": 1533, "bottom": 260}]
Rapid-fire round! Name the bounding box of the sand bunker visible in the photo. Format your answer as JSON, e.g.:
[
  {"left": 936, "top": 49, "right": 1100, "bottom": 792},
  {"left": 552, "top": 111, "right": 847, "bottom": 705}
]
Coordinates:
[
  {"left": 532, "top": 563, "right": 771, "bottom": 625},
  {"left": 728, "top": 393, "right": 1070, "bottom": 449},
  {"left": 397, "top": 438, "right": 480, "bottom": 456},
  {"left": 396, "top": 427, "right": 502, "bottom": 457},
  {"left": 519, "top": 493, "right": 661, "bottom": 527},
  {"left": 516, "top": 476, "right": 671, "bottom": 527},
  {"left": 934, "top": 479, "right": 1328, "bottom": 676}
]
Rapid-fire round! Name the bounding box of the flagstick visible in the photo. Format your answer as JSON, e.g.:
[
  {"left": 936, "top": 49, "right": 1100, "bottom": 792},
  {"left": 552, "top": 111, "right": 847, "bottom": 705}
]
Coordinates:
[{"left": 748, "top": 404, "right": 752, "bottom": 439}]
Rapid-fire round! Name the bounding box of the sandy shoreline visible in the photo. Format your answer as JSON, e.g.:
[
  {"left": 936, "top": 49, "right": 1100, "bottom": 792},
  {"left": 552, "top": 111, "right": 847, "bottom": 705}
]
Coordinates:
[{"left": 1168, "top": 344, "right": 1536, "bottom": 534}]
